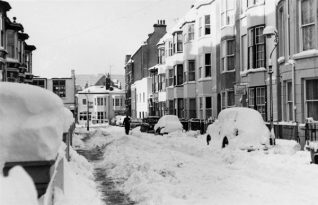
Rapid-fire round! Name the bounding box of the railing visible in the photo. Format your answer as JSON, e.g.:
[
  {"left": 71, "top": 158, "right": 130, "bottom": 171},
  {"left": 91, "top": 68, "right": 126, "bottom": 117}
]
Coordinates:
[{"left": 63, "top": 122, "right": 76, "bottom": 162}]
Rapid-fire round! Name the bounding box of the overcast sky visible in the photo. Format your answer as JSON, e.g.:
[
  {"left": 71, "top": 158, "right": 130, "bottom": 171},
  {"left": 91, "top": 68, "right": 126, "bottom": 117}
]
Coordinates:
[{"left": 7, "top": 0, "right": 194, "bottom": 78}]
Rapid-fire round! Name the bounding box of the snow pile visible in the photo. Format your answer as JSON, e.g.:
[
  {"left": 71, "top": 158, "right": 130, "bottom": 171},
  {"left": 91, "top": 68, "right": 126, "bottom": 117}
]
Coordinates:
[
  {"left": 72, "top": 133, "right": 86, "bottom": 149},
  {"left": 206, "top": 107, "right": 270, "bottom": 150},
  {"left": 0, "top": 166, "right": 39, "bottom": 205},
  {"left": 307, "top": 141, "right": 318, "bottom": 152},
  {"left": 131, "top": 126, "right": 142, "bottom": 137},
  {"left": 154, "top": 115, "right": 183, "bottom": 134},
  {"left": 84, "top": 127, "right": 318, "bottom": 205},
  {"left": 49, "top": 144, "right": 102, "bottom": 205},
  {"left": 273, "top": 139, "right": 301, "bottom": 155},
  {"left": 0, "top": 83, "right": 74, "bottom": 163}
]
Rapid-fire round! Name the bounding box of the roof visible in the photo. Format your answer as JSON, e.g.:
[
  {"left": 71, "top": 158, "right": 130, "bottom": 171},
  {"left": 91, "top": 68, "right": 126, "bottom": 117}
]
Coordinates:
[{"left": 0, "top": 1, "right": 11, "bottom": 11}]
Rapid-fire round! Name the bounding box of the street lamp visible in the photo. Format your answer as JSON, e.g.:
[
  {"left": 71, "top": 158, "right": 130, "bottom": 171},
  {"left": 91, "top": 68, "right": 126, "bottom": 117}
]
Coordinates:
[{"left": 263, "top": 26, "right": 278, "bottom": 146}]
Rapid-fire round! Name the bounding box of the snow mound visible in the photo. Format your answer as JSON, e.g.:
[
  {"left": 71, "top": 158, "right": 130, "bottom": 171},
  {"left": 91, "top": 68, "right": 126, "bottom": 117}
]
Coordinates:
[
  {"left": 0, "top": 83, "right": 74, "bottom": 163},
  {"left": 206, "top": 107, "right": 270, "bottom": 150},
  {"left": 0, "top": 166, "right": 38, "bottom": 205},
  {"left": 154, "top": 115, "right": 183, "bottom": 134},
  {"left": 131, "top": 126, "right": 142, "bottom": 137},
  {"left": 273, "top": 139, "right": 301, "bottom": 155}
]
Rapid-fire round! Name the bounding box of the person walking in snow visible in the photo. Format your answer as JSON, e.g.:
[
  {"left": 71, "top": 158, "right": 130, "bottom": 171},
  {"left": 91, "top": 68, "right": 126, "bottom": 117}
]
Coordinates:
[{"left": 123, "top": 115, "right": 131, "bottom": 135}]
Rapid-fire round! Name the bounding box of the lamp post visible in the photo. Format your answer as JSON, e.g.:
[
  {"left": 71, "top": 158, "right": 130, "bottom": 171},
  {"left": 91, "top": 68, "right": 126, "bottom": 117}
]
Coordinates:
[{"left": 263, "top": 26, "right": 278, "bottom": 145}]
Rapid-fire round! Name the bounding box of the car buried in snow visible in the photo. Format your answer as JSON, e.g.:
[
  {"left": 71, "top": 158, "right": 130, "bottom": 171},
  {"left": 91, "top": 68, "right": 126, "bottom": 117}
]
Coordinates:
[
  {"left": 154, "top": 115, "right": 183, "bottom": 134},
  {"left": 140, "top": 116, "right": 160, "bottom": 133},
  {"left": 206, "top": 107, "right": 270, "bottom": 151}
]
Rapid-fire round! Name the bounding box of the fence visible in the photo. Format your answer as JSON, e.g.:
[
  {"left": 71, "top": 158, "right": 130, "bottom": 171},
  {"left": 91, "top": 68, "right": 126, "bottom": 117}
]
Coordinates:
[{"left": 265, "top": 123, "right": 299, "bottom": 142}]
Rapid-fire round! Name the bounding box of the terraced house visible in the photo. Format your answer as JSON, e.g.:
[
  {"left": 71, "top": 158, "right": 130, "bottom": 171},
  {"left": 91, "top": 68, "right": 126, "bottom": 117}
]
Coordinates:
[
  {"left": 0, "top": 0, "right": 36, "bottom": 83},
  {"left": 125, "top": 0, "right": 318, "bottom": 126}
]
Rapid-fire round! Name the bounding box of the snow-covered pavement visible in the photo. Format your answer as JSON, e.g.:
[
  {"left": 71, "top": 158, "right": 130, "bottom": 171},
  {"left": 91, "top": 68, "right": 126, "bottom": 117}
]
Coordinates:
[{"left": 75, "top": 126, "right": 318, "bottom": 205}]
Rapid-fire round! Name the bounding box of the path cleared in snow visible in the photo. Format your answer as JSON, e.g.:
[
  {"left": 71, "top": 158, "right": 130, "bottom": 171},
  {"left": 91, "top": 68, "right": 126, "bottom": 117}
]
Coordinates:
[{"left": 75, "top": 126, "right": 318, "bottom": 205}]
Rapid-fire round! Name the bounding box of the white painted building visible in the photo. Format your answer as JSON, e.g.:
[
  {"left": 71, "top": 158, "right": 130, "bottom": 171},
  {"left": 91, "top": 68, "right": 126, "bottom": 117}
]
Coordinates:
[
  {"left": 132, "top": 77, "right": 152, "bottom": 119},
  {"left": 77, "top": 85, "right": 125, "bottom": 125}
]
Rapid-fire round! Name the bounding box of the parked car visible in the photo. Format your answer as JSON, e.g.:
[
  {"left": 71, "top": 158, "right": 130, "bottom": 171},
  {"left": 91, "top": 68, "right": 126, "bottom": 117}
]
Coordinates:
[
  {"left": 130, "top": 118, "right": 142, "bottom": 129},
  {"left": 140, "top": 116, "right": 160, "bottom": 133},
  {"left": 154, "top": 115, "right": 183, "bottom": 134},
  {"left": 206, "top": 107, "right": 270, "bottom": 150}
]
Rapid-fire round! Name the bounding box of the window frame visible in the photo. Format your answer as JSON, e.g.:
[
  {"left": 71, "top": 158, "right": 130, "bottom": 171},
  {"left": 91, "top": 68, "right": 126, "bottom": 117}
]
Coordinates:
[
  {"left": 221, "top": 39, "right": 235, "bottom": 72},
  {"left": 305, "top": 78, "right": 318, "bottom": 120},
  {"left": 204, "top": 15, "right": 211, "bottom": 35},
  {"left": 248, "top": 25, "right": 266, "bottom": 69},
  {"left": 205, "top": 53, "right": 212, "bottom": 77},
  {"left": 221, "top": 0, "right": 235, "bottom": 27},
  {"left": 298, "top": 0, "right": 317, "bottom": 52},
  {"left": 52, "top": 79, "right": 66, "bottom": 98},
  {"left": 188, "top": 60, "right": 196, "bottom": 81}
]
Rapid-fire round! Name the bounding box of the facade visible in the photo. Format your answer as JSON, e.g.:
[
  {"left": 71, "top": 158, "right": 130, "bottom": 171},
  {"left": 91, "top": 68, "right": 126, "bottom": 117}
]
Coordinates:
[
  {"left": 276, "top": 0, "right": 318, "bottom": 122},
  {"left": 33, "top": 70, "right": 76, "bottom": 114},
  {"left": 125, "top": 0, "right": 318, "bottom": 125},
  {"left": 77, "top": 86, "right": 125, "bottom": 125},
  {"left": 0, "top": 1, "right": 36, "bottom": 83},
  {"left": 125, "top": 20, "right": 167, "bottom": 118}
]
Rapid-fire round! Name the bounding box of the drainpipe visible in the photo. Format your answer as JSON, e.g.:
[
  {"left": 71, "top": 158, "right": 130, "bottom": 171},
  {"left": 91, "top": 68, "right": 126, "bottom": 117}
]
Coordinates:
[{"left": 291, "top": 60, "right": 296, "bottom": 122}]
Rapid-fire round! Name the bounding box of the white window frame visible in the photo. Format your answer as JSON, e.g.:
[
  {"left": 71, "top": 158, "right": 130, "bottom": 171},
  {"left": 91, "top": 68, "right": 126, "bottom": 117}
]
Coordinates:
[
  {"left": 204, "top": 15, "right": 211, "bottom": 35},
  {"left": 221, "top": 39, "right": 235, "bottom": 72},
  {"left": 305, "top": 78, "right": 318, "bottom": 120},
  {"left": 221, "top": 0, "right": 235, "bottom": 27},
  {"left": 298, "top": 0, "right": 317, "bottom": 52}
]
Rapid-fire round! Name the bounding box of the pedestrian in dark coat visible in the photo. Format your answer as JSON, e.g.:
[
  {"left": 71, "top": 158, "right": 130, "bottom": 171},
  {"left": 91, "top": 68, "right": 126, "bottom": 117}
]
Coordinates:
[
  {"left": 206, "top": 135, "right": 211, "bottom": 145},
  {"left": 123, "top": 115, "right": 131, "bottom": 135}
]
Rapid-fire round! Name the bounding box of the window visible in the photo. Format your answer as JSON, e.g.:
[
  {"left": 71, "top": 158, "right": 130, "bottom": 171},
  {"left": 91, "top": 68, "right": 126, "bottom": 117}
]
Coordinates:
[
  {"left": 248, "top": 26, "right": 265, "bottom": 69},
  {"left": 278, "top": 6, "right": 285, "bottom": 57},
  {"left": 97, "top": 112, "right": 104, "bottom": 120},
  {"left": 199, "top": 17, "right": 202, "bottom": 37},
  {"left": 199, "top": 97, "right": 203, "bottom": 119},
  {"left": 188, "top": 60, "right": 195, "bottom": 81},
  {"left": 97, "top": 97, "right": 103, "bottom": 106},
  {"left": 188, "top": 24, "right": 194, "bottom": 41},
  {"left": 300, "top": 0, "right": 316, "bottom": 51},
  {"left": 6, "top": 30, "right": 16, "bottom": 58},
  {"left": 143, "top": 93, "right": 145, "bottom": 102},
  {"left": 306, "top": 79, "right": 318, "bottom": 120},
  {"left": 206, "top": 97, "right": 212, "bottom": 119},
  {"left": 79, "top": 112, "right": 91, "bottom": 121},
  {"left": 176, "top": 64, "right": 183, "bottom": 85},
  {"left": 168, "top": 69, "right": 174, "bottom": 86},
  {"left": 52, "top": 80, "right": 66, "bottom": 97},
  {"left": 221, "top": 0, "right": 235, "bottom": 27},
  {"left": 32, "top": 79, "right": 45, "bottom": 88},
  {"left": 221, "top": 92, "right": 226, "bottom": 110},
  {"left": 205, "top": 15, "right": 211, "bottom": 35},
  {"left": 198, "top": 54, "right": 203, "bottom": 79},
  {"left": 158, "top": 48, "right": 165, "bottom": 64},
  {"left": 205, "top": 53, "right": 211, "bottom": 77},
  {"left": 241, "top": 0, "right": 247, "bottom": 14},
  {"left": 115, "top": 98, "right": 120, "bottom": 106},
  {"left": 227, "top": 90, "right": 235, "bottom": 107},
  {"left": 241, "top": 35, "right": 248, "bottom": 72},
  {"left": 174, "top": 32, "right": 183, "bottom": 53},
  {"left": 189, "top": 98, "right": 196, "bottom": 119},
  {"left": 286, "top": 81, "right": 293, "bottom": 121},
  {"left": 221, "top": 39, "right": 235, "bottom": 72},
  {"left": 0, "top": 14, "right": 3, "bottom": 47},
  {"left": 83, "top": 99, "right": 86, "bottom": 105},
  {"left": 169, "top": 41, "right": 173, "bottom": 56},
  {"left": 249, "top": 87, "right": 266, "bottom": 120},
  {"left": 177, "top": 98, "right": 184, "bottom": 118},
  {"left": 169, "top": 100, "right": 174, "bottom": 115}
]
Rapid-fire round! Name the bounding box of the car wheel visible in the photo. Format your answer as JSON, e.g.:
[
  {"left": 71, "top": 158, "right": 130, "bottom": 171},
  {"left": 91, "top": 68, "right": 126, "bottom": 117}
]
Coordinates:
[
  {"left": 222, "top": 137, "right": 229, "bottom": 148},
  {"left": 155, "top": 128, "right": 161, "bottom": 135}
]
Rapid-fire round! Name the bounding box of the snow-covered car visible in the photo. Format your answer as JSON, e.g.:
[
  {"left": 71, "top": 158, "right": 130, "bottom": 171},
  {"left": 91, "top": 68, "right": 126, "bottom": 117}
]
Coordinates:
[
  {"left": 115, "top": 115, "right": 126, "bottom": 126},
  {"left": 154, "top": 115, "right": 183, "bottom": 134},
  {"left": 206, "top": 107, "right": 270, "bottom": 150}
]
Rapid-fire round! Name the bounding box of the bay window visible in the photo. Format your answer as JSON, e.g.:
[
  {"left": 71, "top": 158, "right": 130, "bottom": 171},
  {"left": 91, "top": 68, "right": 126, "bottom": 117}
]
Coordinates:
[
  {"left": 175, "top": 64, "right": 183, "bottom": 86},
  {"left": 188, "top": 24, "right": 194, "bottom": 41},
  {"left": 248, "top": 26, "right": 265, "bottom": 69},
  {"left": 168, "top": 69, "right": 174, "bottom": 86},
  {"left": 205, "top": 15, "right": 211, "bottom": 35}
]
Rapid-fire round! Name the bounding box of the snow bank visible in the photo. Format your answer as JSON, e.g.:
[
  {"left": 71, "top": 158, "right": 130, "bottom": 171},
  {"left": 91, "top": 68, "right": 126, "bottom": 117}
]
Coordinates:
[
  {"left": 0, "top": 166, "right": 38, "bottom": 205},
  {"left": 0, "top": 83, "right": 74, "bottom": 163},
  {"left": 206, "top": 107, "right": 270, "bottom": 150},
  {"left": 154, "top": 115, "right": 183, "bottom": 134},
  {"left": 272, "top": 139, "right": 301, "bottom": 155},
  {"left": 47, "top": 144, "right": 102, "bottom": 205},
  {"left": 131, "top": 126, "right": 142, "bottom": 137}
]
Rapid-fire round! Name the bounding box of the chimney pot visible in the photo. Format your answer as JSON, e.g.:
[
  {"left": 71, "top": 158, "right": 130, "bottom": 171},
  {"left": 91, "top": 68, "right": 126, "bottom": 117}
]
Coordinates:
[
  {"left": 163, "top": 20, "right": 165, "bottom": 25},
  {"left": 157, "top": 20, "right": 159, "bottom": 24}
]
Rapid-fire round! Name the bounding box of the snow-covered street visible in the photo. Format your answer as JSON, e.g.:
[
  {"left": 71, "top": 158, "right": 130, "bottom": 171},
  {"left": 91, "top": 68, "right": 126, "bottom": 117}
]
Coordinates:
[{"left": 75, "top": 126, "right": 318, "bottom": 205}]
